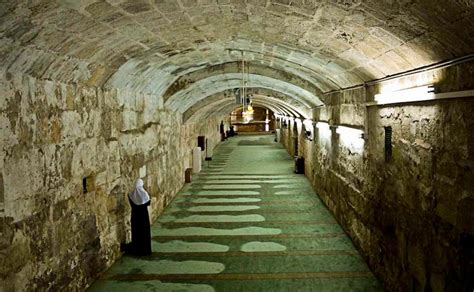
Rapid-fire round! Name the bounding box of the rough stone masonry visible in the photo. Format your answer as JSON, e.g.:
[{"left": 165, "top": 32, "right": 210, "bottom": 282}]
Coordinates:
[
  {"left": 0, "top": 72, "right": 224, "bottom": 290},
  {"left": 1, "top": 0, "right": 474, "bottom": 291},
  {"left": 280, "top": 60, "right": 474, "bottom": 291}
]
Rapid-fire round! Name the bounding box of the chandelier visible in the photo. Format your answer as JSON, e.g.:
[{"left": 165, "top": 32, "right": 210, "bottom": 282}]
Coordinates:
[{"left": 238, "top": 51, "right": 253, "bottom": 123}]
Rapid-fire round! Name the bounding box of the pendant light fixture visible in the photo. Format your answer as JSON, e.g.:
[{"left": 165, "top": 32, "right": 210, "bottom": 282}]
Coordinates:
[{"left": 239, "top": 51, "right": 253, "bottom": 123}]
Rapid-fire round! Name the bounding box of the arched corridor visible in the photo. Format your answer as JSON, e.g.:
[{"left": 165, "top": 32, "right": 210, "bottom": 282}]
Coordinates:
[
  {"left": 1, "top": 0, "right": 474, "bottom": 291},
  {"left": 89, "top": 134, "right": 381, "bottom": 291}
]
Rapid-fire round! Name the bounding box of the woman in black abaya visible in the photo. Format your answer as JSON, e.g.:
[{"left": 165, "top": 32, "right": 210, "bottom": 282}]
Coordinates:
[{"left": 126, "top": 178, "right": 152, "bottom": 256}]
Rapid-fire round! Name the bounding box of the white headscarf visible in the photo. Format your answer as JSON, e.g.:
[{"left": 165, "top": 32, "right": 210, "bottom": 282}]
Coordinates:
[{"left": 129, "top": 178, "right": 150, "bottom": 205}]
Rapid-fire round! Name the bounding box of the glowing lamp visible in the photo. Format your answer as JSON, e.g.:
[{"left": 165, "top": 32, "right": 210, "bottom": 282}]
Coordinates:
[
  {"left": 246, "top": 104, "right": 254, "bottom": 114},
  {"left": 303, "top": 119, "right": 313, "bottom": 129},
  {"left": 316, "top": 122, "right": 330, "bottom": 130},
  {"left": 316, "top": 121, "right": 331, "bottom": 140},
  {"left": 335, "top": 126, "right": 364, "bottom": 139},
  {"left": 374, "top": 85, "right": 435, "bottom": 105},
  {"left": 301, "top": 120, "right": 313, "bottom": 141}
]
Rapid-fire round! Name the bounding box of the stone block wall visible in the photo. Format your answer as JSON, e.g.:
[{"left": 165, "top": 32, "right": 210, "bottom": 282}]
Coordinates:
[
  {"left": 280, "top": 120, "right": 300, "bottom": 158},
  {"left": 0, "top": 72, "right": 224, "bottom": 291},
  {"left": 181, "top": 120, "right": 222, "bottom": 169},
  {"left": 280, "top": 61, "right": 474, "bottom": 291},
  {"left": 235, "top": 123, "right": 267, "bottom": 132}
]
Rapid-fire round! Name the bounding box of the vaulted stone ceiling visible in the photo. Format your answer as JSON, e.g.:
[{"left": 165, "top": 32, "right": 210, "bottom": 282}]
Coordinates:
[
  {"left": 1, "top": 0, "right": 473, "bottom": 120},
  {"left": 183, "top": 89, "right": 307, "bottom": 123}
]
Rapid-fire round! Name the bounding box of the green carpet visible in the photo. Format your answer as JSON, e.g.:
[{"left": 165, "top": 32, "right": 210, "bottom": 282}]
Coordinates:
[{"left": 89, "top": 135, "right": 382, "bottom": 292}]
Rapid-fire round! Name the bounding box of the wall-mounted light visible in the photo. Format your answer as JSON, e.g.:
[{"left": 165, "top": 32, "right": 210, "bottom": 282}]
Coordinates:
[
  {"left": 316, "top": 121, "right": 331, "bottom": 140},
  {"left": 373, "top": 85, "right": 435, "bottom": 105},
  {"left": 302, "top": 119, "right": 313, "bottom": 141},
  {"left": 303, "top": 119, "right": 313, "bottom": 129},
  {"left": 367, "top": 86, "right": 474, "bottom": 107},
  {"left": 336, "top": 125, "right": 365, "bottom": 152},
  {"left": 265, "top": 118, "right": 270, "bottom": 132},
  {"left": 335, "top": 126, "right": 364, "bottom": 139},
  {"left": 316, "top": 122, "right": 330, "bottom": 130}
]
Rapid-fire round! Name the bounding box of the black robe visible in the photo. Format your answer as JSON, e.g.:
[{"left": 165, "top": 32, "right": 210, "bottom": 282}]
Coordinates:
[{"left": 127, "top": 198, "right": 152, "bottom": 256}]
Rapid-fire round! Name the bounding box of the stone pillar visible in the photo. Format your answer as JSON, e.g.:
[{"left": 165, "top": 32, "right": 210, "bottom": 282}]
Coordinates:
[{"left": 192, "top": 147, "right": 202, "bottom": 173}]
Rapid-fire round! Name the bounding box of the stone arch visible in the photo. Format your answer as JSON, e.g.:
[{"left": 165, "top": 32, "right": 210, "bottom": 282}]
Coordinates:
[
  {"left": 185, "top": 95, "right": 302, "bottom": 124},
  {"left": 165, "top": 73, "right": 324, "bottom": 114},
  {"left": 182, "top": 88, "right": 311, "bottom": 123}
]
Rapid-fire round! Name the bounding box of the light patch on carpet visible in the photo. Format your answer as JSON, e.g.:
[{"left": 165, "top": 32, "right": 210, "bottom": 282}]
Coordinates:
[
  {"left": 209, "top": 175, "right": 291, "bottom": 179},
  {"left": 89, "top": 280, "right": 215, "bottom": 292},
  {"left": 203, "top": 185, "right": 261, "bottom": 189},
  {"left": 206, "top": 180, "right": 262, "bottom": 184},
  {"left": 182, "top": 191, "right": 260, "bottom": 196},
  {"left": 106, "top": 258, "right": 225, "bottom": 275},
  {"left": 174, "top": 214, "right": 265, "bottom": 223},
  {"left": 157, "top": 226, "right": 281, "bottom": 236},
  {"left": 156, "top": 215, "right": 176, "bottom": 223},
  {"left": 153, "top": 240, "right": 229, "bottom": 253},
  {"left": 191, "top": 198, "right": 262, "bottom": 203},
  {"left": 188, "top": 205, "right": 260, "bottom": 212},
  {"left": 241, "top": 241, "right": 287, "bottom": 252}
]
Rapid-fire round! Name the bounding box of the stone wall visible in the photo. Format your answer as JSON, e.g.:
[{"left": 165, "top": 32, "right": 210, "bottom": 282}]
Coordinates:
[
  {"left": 280, "top": 121, "right": 295, "bottom": 157},
  {"left": 234, "top": 123, "right": 268, "bottom": 132},
  {"left": 181, "top": 118, "right": 223, "bottom": 170},
  {"left": 0, "top": 72, "right": 224, "bottom": 291},
  {"left": 281, "top": 61, "right": 474, "bottom": 291}
]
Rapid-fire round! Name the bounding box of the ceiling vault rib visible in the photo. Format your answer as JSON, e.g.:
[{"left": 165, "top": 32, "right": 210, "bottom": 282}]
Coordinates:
[
  {"left": 223, "top": 47, "right": 342, "bottom": 90},
  {"left": 324, "top": 53, "right": 474, "bottom": 95},
  {"left": 2, "top": 0, "right": 474, "bottom": 123},
  {"left": 364, "top": 53, "right": 474, "bottom": 86}
]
